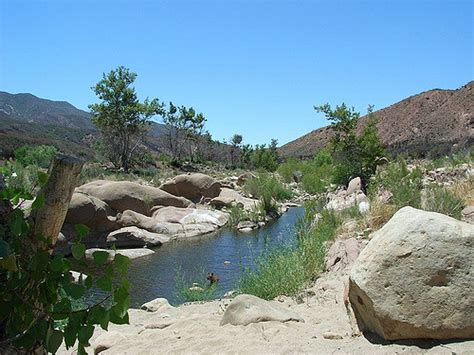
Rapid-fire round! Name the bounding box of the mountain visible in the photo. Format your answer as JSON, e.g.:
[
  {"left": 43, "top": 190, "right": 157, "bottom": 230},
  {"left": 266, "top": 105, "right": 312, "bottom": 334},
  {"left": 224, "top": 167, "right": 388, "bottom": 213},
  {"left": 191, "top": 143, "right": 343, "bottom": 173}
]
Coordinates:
[
  {"left": 279, "top": 81, "right": 474, "bottom": 159},
  {"left": 0, "top": 91, "right": 94, "bottom": 130},
  {"left": 0, "top": 91, "right": 167, "bottom": 158}
]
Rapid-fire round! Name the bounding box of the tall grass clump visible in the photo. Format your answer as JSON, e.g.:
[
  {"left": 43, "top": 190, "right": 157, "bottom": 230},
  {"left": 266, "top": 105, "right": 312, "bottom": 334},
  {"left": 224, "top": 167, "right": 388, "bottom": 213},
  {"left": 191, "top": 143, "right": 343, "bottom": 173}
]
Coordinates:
[
  {"left": 238, "top": 201, "right": 340, "bottom": 300},
  {"left": 423, "top": 186, "right": 466, "bottom": 219},
  {"left": 243, "top": 172, "right": 293, "bottom": 214},
  {"left": 175, "top": 267, "right": 217, "bottom": 303},
  {"left": 368, "top": 158, "right": 423, "bottom": 209}
]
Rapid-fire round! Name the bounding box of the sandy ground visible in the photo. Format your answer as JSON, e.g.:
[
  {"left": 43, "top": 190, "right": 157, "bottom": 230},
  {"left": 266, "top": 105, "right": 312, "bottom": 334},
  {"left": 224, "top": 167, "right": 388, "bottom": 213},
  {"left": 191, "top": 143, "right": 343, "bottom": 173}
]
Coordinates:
[{"left": 58, "top": 266, "right": 474, "bottom": 355}]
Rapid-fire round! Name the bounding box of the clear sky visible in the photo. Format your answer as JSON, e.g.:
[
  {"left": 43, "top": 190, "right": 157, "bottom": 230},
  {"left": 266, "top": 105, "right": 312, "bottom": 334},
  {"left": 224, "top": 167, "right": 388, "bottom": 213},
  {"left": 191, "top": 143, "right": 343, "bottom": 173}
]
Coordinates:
[{"left": 0, "top": 0, "right": 472, "bottom": 146}]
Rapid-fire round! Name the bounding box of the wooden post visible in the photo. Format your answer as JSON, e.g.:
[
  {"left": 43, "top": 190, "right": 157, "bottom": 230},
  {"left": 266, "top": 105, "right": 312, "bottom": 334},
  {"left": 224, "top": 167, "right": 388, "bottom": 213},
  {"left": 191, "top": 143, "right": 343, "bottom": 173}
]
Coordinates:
[{"left": 32, "top": 155, "right": 83, "bottom": 250}]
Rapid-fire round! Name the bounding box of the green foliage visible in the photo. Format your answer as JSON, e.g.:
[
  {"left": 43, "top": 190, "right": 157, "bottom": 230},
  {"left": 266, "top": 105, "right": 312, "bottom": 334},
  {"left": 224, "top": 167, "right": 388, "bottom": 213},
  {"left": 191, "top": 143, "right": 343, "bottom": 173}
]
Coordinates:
[
  {"left": 277, "top": 149, "right": 334, "bottom": 194},
  {"left": 250, "top": 139, "right": 279, "bottom": 172},
  {"left": 89, "top": 66, "right": 163, "bottom": 171},
  {"left": 14, "top": 145, "right": 58, "bottom": 169},
  {"left": 368, "top": 158, "right": 423, "bottom": 209},
  {"left": 0, "top": 166, "right": 130, "bottom": 353},
  {"left": 174, "top": 267, "right": 217, "bottom": 303},
  {"left": 423, "top": 185, "right": 465, "bottom": 219},
  {"left": 315, "top": 103, "right": 385, "bottom": 186},
  {"left": 238, "top": 203, "right": 340, "bottom": 300},
  {"left": 243, "top": 173, "right": 292, "bottom": 215}
]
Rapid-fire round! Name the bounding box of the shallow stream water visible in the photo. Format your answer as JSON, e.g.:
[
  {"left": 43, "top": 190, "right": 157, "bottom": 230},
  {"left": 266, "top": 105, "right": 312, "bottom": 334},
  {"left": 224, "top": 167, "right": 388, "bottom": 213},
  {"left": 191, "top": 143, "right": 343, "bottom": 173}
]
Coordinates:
[{"left": 89, "top": 207, "right": 305, "bottom": 307}]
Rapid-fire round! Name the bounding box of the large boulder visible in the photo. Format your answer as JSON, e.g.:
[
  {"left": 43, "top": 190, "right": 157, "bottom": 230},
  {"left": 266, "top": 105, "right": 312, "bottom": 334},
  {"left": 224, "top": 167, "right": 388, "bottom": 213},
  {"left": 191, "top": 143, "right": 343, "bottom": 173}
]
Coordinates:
[
  {"left": 116, "top": 207, "right": 228, "bottom": 240},
  {"left": 65, "top": 192, "right": 119, "bottom": 231},
  {"left": 210, "top": 188, "right": 259, "bottom": 211},
  {"left": 85, "top": 248, "right": 155, "bottom": 262},
  {"left": 76, "top": 180, "right": 193, "bottom": 215},
  {"left": 160, "top": 173, "right": 221, "bottom": 201},
  {"left": 349, "top": 207, "right": 474, "bottom": 340},
  {"left": 106, "top": 226, "right": 170, "bottom": 248},
  {"left": 220, "top": 294, "right": 304, "bottom": 326},
  {"left": 346, "top": 177, "right": 362, "bottom": 195}
]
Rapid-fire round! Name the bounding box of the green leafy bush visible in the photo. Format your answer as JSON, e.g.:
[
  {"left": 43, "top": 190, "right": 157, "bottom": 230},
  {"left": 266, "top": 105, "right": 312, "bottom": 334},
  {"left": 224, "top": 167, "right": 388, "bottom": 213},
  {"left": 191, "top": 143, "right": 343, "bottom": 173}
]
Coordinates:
[
  {"left": 0, "top": 165, "right": 130, "bottom": 354},
  {"left": 368, "top": 158, "right": 423, "bottom": 209},
  {"left": 243, "top": 173, "right": 292, "bottom": 215},
  {"left": 14, "top": 145, "right": 58, "bottom": 169},
  {"left": 314, "top": 103, "right": 385, "bottom": 186},
  {"left": 277, "top": 149, "right": 334, "bottom": 194}
]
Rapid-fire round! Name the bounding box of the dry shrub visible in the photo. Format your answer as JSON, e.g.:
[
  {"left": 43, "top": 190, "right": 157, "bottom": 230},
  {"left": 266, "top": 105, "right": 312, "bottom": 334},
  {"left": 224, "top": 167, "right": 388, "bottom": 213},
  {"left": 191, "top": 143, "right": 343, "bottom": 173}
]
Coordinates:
[{"left": 366, "top": 199, "right": 397, "bottom": 231}]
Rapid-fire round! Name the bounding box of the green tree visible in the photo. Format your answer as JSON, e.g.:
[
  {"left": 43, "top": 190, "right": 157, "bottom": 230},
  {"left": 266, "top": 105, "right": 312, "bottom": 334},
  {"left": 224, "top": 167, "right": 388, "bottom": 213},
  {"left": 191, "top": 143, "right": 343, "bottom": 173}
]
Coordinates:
[
  {"left": 89, "top": 66, "right": 163, "bottom": 171},
  {"left": 315, "top": 103, "right": 384, "bottom": 185},
  {"left": 251, "top": 139, "right": 279, "bottom": 172},
  {"left": 230, "top": 134, "right": 243, "bottom": 167},
  {"left": 0, "top": 164, "right": 130, "bottom": 354},
  {"left": 162, "top": 102, "right": 207, "bottom": 162}
]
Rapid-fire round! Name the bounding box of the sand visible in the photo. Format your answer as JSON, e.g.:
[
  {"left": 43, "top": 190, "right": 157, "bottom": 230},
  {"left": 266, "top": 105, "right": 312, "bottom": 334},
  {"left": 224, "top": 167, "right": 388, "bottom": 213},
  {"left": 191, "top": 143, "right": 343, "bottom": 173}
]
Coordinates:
[{"left": 58, "top": 266, "right": 474, "bottom": 355}]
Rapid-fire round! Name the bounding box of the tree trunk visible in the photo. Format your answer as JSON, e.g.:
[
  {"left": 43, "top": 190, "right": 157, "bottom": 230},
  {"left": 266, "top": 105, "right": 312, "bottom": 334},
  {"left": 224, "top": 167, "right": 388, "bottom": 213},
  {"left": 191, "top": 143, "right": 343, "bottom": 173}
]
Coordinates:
[{"left": 32, "top": 155, "right": 83, "bottom": 251}]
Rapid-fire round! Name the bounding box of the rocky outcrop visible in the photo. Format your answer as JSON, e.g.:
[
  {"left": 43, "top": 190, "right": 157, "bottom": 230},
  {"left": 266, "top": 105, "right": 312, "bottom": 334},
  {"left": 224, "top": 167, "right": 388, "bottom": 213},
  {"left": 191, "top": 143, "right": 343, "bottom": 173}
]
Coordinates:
[
  {"left": 77, "top": 180, "right": 193, "bottom": 215},
  {"left": 106, "top": 226, "right": 170, "bottom": 248},
  {"left": 325, "top": 238, "right": 365, "bottom": 272},
  {"left": 85, "top": 248, "right": 155, "bottom": 262},
  {"left": 116, "top": 207, "right": 229, "bottom": 240},
  {"left": 65, "top": 192, "right": 118, "bottom": 231},
  {"left": 326, "top": 189, "right": 370, "bottom": 214},
  {"left": 210, "top": 187, "right": 259, "bottom": 211},
  {"left": 346, "top": 177, "right": 362, "bottom": 195},
  {"left": 220, "top": 294, "right": 304, "bottom": 326},
  {"left": 160, "top": 173, "right": 221, "bottom": 201},
  {"left": 349, "top": 207, "right": 474, "bottom": 340}
]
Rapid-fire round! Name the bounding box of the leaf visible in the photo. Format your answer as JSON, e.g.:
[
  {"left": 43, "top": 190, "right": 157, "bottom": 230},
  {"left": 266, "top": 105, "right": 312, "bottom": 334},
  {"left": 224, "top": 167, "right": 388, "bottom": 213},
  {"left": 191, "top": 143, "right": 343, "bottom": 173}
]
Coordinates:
[
  {"left": 31, "top": 193, "right": 45, "bottom": 210},
  {"left": 71, "top": 243, "right": 86, "bottom": 260},
  {"left": 46, "top": 329, "right": 63, "bottom": 354},
  {"left": 0, "top": 238, "right": 10, "bottom": 257},
  {"left": 37, "top": 171, "right": 49, "bottom": 186},
  {"left": 63, "top": 324, "right": 77, "bottom": 349},
  {"left": 77, "top": 324, "right": 94, "bottom": 344},
  {"left": 113, "top": 286, "right": 129, "bottom": 318},
  {"left": 84, "top": 275, "right": 93, "bottom": 289},
  {"left": 100, "top": 309, "right": 110, "bottom": 330},
  {"left": 114, "top": 254, "right": 130, "bottom": 276},
  {"left": 53, "top": 298, "right": 71, "bottom": 318},
  {"left": 74, "top": 224, "right": 90, "bottom": 239},
  {"left": 96, "top": 275, "right": 112, "bottom": 292},
  {"left": 92, "top": 250, "right": 110, "bottom": 265},
  {"left": 50, "top": 255, "right": 66, "bottom": 273},
  {"left": 109, "top": 309, "right": 129, "bottom": 325},
  {"left": 0, "top": 254, "right": 17, "bottom": 272},
  {"left": 63, "top": 282, "right": 85, "bottom": 300}
]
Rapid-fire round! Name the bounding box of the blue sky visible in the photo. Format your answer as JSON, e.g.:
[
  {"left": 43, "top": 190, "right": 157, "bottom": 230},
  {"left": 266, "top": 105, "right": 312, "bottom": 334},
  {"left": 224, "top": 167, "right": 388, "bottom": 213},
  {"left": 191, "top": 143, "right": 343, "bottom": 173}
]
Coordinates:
[{"left": 1, "top": 0, "right": 472, "bottom": 146}]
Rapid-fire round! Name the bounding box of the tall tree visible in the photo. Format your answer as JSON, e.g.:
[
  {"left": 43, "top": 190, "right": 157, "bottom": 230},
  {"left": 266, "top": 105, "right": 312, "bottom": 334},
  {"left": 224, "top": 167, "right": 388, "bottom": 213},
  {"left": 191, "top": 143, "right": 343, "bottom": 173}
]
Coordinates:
[
  {"left": 89, "top": 66, "right": 163, "bottom": 171},
  {"left": 314, "top": 103, "right": 384, "bottom": 185},
  {"left": 230, "top": 134, "right": 243, "bottom": 167}
]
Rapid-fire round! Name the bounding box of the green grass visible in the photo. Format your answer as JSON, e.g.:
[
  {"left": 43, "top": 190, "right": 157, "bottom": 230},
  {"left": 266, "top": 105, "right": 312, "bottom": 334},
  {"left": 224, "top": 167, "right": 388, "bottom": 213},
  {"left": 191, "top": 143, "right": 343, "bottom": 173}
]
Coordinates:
[
  {"left": 277, "top": 150, "right": 334, "bottom": 194},
  {"left": 368, "top": 158, "right": 423, "bottom": 209},
  {"left": 423, "top": 185, "right": 466, "bottom": 220},
  {"left": 238, "top": 204, "right": 340, "bottom": 300},
  {"left": 175, "top": 268, "right": 217, "bottom": 303}
]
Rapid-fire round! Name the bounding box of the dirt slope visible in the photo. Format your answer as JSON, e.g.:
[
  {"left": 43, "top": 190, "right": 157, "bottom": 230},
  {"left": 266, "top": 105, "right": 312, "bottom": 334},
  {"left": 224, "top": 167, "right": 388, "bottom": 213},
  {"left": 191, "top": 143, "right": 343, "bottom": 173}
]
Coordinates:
[{"left": 280, "top": 81, "right": 474, "bottom": 158}]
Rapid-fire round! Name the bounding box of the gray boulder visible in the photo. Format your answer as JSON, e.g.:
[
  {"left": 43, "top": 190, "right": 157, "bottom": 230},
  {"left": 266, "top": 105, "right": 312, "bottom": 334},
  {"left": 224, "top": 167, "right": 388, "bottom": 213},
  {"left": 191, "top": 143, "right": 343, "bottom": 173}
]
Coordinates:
[
  {"left": 349, "top": 207, "right": 474, "bottom": 340},
  {"left": 77, "top": 180, "right": 192, "bottom": 215},
  {"left": 220, "top": 294, "right": 304, "bottom": 326},
  {"left": 106, "top": 226, "right": 170, "bottom": 248},
  {"left": 160, "top": 173, "right": 221, "bottom": 201}
]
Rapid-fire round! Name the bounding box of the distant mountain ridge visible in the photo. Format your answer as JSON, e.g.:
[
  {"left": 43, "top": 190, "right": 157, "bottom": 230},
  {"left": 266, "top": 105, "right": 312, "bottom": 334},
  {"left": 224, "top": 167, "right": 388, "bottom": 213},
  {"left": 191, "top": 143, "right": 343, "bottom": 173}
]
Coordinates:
[
  {"left": 0, "top": 91, "right": 94, "bottom": 130},
  {"left": 279, "top": 81, "right": 474, "bottom": 158},
  {"left": 0, "top": 91, "right": 167, "bottom": 158}
]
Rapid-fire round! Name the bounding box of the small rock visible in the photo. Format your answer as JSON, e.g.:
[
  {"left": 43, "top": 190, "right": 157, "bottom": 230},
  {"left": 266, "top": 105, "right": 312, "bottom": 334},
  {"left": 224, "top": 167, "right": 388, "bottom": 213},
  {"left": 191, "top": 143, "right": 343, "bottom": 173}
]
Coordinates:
[{"left": 322, "top": 331, "right": 343, "bottom": 340}]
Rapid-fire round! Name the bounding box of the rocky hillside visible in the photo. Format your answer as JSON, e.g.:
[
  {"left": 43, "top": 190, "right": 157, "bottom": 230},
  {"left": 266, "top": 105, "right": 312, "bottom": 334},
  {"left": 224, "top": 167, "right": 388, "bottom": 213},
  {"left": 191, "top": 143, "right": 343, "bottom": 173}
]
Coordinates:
[
  {"left": 0, "top": 91, "right": 167, "bottom": 158},
  {"left": 280, "top": 81, "right": 474, "bottom": 159}
]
